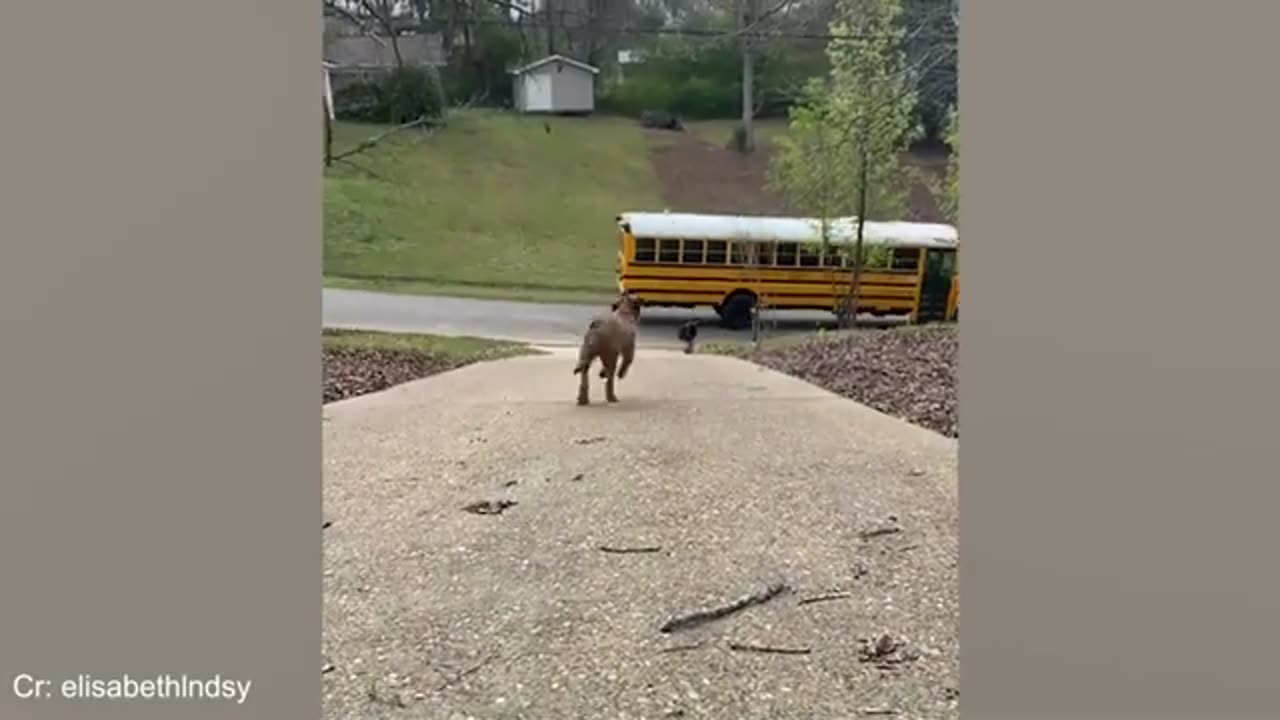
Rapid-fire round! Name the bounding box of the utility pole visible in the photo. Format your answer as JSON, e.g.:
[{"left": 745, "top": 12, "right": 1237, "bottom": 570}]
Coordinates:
[
  {"left": 545, "top": 0, "right": 555, "bottom": 55},
  {"left": 739, "top": 0, "right": 756, "bottom": 153}
]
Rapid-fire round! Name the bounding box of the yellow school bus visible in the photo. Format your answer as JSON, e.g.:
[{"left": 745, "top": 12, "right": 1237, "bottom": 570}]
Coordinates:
[{"left": 616, "top": 211, "right": 959, "bottom": 329}]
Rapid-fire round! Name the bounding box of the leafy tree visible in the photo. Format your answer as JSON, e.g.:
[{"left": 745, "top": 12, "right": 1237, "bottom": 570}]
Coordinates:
[
  {"left": 769, "top": 0, "right": 921, "bottom": 326},
  {"left": 940, "top": 103, "right": 958, "bottom": 224}
]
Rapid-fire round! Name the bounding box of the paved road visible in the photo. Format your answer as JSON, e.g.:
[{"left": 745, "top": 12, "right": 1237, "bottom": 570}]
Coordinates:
[
  {"left": 323, "top": 350, "right": 958, "bottom": 719},
  {"left": 323, "top": 288, "right": 904, "bottom": 348}
]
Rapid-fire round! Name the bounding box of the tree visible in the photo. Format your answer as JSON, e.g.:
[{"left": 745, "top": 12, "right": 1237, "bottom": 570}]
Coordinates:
[
  {"left": 940, "top": 103, "right": 958, "bottom": 224},
  {"left": 768, "top": 0, "right": 920, "bottom": 327},
  {"left": 769, "top": 79, "right": 855, "bottom": 239}
]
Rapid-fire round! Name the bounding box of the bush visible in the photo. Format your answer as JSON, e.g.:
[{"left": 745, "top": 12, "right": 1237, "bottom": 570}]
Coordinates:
[
  {"left": 333, "top": 66, "right": 444, "bottom": 124},
  {"left": 598, "top": 43, "right": 824, "bottom": 121}
]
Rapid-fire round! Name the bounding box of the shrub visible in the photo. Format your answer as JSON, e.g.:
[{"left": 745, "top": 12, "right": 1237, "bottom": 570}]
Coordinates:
[{"left": 333, "top": 66, "right": 444, "bottom": 124}]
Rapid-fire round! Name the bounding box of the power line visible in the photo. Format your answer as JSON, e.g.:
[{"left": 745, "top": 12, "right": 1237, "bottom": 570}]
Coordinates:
[{"left": 326, "top": 10, "right": 957, "bottom": 43}]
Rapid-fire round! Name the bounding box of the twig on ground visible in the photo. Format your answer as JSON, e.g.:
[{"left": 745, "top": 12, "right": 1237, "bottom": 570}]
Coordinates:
[
  {"left": 574, "top": 435, "right": 607, "bottom": 445},
  {"left": 435, "top": 654, "right": 496, "bottom": 693},
  {"left": 322, "top": 520, "right": 333, "bottom": 530},
  {"left": 658, "top": 641, "right": 706, "bottom": 654},
  {"left": 859, "top": 527, "right": 902, "bottom": 541},
  {"left": 659, "top": 582, "right": 790, "bottom": 634},
  {"left": 599, "top": 545, "right": 662, "bottom": 554},
  {"left": 461, "top": 499, "right": 517, "bottom": 516},
  {"left": 331, "top": 116, "right": 441, "bottom": 162},
  {"left": 858, "top": 707, "right": 898, "bottom": 716},
  {"left": 798, "top": 591, "right": 853, "bottom": 606},
  {"left": 727, "top": 641, "right": 812, "bottom": 655}
]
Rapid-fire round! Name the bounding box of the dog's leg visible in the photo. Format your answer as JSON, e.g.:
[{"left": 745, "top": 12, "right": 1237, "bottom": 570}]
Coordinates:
[
  {"left": 604, "top": 368, "right": 619, "bottom": 403},
  {"left": 573, "top": 321, "right": 603, "bottom": 376},
  {"left": 600, "top": 355, "right": 619, "bottom": 403},
  {"left": 576, "top": 361, "right": 591, "bottom": 405},
  {"left": 573, "top": 341, "right": 594, "bottom": 376},
  {"left": 617, "top": 337, "right": 636, "bottom": 380},
  {"left": 574, "top": 337, "right": 595, "bottom": 406}
]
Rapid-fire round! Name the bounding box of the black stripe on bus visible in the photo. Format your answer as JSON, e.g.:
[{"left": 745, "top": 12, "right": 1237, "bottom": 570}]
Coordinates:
[
  {"left": 621, "top": 276, "right": 917, "bottom": 290},
  {"left": 621, "top": 274, "right": 914, "bottom": 286},
  {"left": 624, "top": 285, "right": 916, "bottom": 299},
  {"left": 622, "top": 265, "right": 918, "bottom": 278}
]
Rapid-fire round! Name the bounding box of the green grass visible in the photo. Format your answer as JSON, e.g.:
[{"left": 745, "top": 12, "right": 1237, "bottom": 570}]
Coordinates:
[
  {"left": 322, "top": 328, "right": 541, "bottom": 360},
  {"left": 324, "top": 109, "right": 665, "bottom": 303},
  {"left": 322, "top": 276, "right": 615, "bottom": 305}
]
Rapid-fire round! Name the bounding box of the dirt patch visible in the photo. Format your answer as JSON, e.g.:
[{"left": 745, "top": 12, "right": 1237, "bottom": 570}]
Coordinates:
[
  {"left": 323, "top": 347, "right": 473, "bottom": 403},
  {"left": 645, "top": 129, "right": 794, "bottom": 215},
  {"left": 645, "top": 128, "right": 947, "bottom": 221},
  {"left": 720, "top": 325, "right": 958, "bottom": 438}
]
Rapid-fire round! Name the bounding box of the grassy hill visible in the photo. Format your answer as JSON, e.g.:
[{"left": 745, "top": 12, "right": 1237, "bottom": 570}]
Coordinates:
[{"left": 324, "top": 110, "right": 665, "bottom": 304}]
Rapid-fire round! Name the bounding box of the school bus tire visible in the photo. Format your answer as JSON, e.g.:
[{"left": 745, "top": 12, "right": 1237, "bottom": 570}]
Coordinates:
[{"left": 719, "top": 291, "right": 756, "bottom": 331}]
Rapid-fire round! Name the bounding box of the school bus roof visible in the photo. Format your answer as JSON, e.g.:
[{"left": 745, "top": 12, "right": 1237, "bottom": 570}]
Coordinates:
[{"left": 617, "top": 212, "right": 958, "bottom": 249}]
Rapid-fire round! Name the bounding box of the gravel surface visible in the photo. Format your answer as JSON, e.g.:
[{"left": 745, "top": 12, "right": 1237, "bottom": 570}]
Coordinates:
[
  {"left": 718, "top": 325, "right": 958, "bottom": 438},
  {"left": 323, "top": 351, "right": 958, "bottom": 719}
]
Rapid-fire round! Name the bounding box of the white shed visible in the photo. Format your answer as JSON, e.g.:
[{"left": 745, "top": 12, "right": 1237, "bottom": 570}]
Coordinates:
[{"left": 511, "top": 54, "right": 599, "bottom": 115}]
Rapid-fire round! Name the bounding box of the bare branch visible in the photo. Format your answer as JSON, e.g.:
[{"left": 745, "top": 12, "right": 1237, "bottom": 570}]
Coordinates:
[{"left": 330, "top": 116, "right": 443, "bottom": 163}]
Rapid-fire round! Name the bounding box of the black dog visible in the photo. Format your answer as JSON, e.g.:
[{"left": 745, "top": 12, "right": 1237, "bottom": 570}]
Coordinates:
[{"left": 677, "top": 320, "right": 699, "bottom": 354}]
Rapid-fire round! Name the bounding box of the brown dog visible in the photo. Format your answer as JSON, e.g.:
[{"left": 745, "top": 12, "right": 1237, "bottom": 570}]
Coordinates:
[{"left": 573, "top": 293, "right": 641, "bottom": 405}]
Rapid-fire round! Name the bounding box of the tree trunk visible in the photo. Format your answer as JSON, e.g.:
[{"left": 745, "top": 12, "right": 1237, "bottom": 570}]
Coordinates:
[
  {"left": 324, "top": 97, "right": 333, "bottom": 168},
  {"left": 848, "top": 140, "right": 870, "bottom": 330},
  {"left": 387, "top": 26, "right": 404, "bottom": 68}
]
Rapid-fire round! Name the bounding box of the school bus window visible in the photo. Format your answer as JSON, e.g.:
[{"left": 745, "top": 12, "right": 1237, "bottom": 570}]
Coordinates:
[
  {"left": 890, "top": 248, "right": 920, "bottom": 271},
  {"left": 754, "top": 243, "right": 775, "bottom": 266},
  {"left": 657, "top": 238, "right": 680, "bottom": 263},
  {"left": 798, "top": 243, "right": 821, "bottom": 267},
  {"left": 729, "top": 241, "right": 753, "bottom": 265},
  {"left": 682, "top": 239, "right": 706, "bottom": 264},
  {"left": 775, "top": 242, "right": 798, "bottom": 267},
  {"left": 706, "top": 240, "right": 727, "bottom": 265},
  {"left": 821, "top": 247, "right": 844, "bottom": 267},
  {"left": 939, "top": 250, "right": 957, "bottom": 274},
  {"left": 863, "top": 246, "right": 892, "bottom": 269},
  {"left": 634, "top": 237, "right": 656, "bottom": 263}
]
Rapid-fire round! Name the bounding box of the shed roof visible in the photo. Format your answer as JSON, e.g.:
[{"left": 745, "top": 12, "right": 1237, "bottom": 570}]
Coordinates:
[{"left": 510, "top": 54, "right": 600, "bottom": 76}]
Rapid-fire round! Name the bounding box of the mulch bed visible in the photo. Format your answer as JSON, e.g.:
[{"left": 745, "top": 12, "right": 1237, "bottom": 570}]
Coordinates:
[
  {"left": 323, "top": 346, "right": 473, "bottom": 404},
  {"left": 727, "top": 325, "right": 958, "bottom": 438}
]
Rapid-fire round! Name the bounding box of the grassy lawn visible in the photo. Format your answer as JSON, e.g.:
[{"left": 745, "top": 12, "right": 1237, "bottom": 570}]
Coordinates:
[
  {"left": 323, "top": 276, "right": 615, "bottom": 306},
  {"left": 324, "top": 109, "right": 665, "bottom": 304},
  {"left": 322, "top": 328, "right": 538, "bottom": 360}
]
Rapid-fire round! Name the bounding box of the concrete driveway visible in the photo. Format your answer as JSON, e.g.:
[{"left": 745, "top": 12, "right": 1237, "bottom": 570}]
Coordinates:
[
  {"left": 323, "top": 349, "right": 958, "bottom": 719},
  {"left": 322, "top": 288, "right": 905, "bottom": 348}
]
